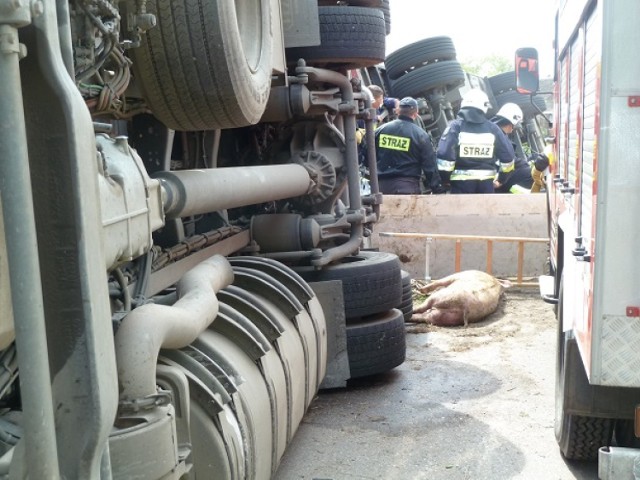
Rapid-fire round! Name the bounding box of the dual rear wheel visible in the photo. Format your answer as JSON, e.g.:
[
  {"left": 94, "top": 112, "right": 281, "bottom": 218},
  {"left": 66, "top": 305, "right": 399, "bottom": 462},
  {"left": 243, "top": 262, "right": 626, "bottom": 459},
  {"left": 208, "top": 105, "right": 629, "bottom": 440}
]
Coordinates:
[{"left": 294, "top": 251, "right": 407, "bottom": 379}]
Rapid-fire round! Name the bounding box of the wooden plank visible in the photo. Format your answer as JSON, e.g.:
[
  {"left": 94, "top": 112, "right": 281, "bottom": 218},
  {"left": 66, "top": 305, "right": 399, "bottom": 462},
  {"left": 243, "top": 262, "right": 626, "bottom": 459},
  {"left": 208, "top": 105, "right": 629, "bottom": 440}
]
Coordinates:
[
  {"left": 380, "top": 231, "right": 548, "bottom": 287},
  {"left": 379, "top": 232, "right": 549, "bottom": 243},
  {"left": 517, "top": 241, "right": 525, "bottom": 284}
]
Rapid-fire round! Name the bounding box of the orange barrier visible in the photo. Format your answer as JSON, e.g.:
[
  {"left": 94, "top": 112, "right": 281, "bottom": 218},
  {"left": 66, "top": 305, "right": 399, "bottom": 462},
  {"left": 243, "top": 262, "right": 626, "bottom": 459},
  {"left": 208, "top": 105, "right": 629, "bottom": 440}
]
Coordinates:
[{"left": 378, "top": 232, "right": 549, "bottom": 286}]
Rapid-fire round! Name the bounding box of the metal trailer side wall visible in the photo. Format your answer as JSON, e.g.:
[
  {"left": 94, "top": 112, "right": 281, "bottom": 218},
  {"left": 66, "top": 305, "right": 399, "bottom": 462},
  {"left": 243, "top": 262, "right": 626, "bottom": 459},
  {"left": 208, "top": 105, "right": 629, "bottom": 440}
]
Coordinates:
[
  {"left": 590, "top": 0, "right": 640, "bottom": 387},
  {"left": 558, "top": 0, "right": 640, "bottom": 387}
]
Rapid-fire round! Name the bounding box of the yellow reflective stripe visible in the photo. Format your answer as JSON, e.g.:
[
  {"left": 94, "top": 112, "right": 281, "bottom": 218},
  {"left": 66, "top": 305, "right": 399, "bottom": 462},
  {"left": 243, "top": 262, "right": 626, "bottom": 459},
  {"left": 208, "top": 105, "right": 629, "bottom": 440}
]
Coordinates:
[
  {"left": 500, "top": 160, "right": 515, "bottom": 173},
  {"left": 437, "top": 158, "right": 456, "bottom": 172},
  {"left": 379, "top": 134, "right": 411, "bottom": 151},
  {"left": 450, "top": 169, "right": 496, "bottom": 181},
  {"left": 509, "top": 184, "right": 530, "bottom": 194}
]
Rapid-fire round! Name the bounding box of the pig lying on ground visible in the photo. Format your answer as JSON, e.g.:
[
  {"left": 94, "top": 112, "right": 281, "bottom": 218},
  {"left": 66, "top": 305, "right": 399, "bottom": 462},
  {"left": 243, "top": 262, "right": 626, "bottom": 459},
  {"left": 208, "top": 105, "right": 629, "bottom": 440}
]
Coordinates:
[{"left": 411, "top": 270, "right": 511, "bottom": 327}]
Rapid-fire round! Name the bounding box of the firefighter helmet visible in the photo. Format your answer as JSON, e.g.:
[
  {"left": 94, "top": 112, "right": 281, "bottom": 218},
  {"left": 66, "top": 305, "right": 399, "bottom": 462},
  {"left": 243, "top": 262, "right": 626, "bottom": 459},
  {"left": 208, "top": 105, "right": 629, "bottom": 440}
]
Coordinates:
[
  {"left": 460, "top": 89, "right": 491, "bottom": 114},
  {"left": 495, "top": 103, "right": 523, "bottom": 126}
]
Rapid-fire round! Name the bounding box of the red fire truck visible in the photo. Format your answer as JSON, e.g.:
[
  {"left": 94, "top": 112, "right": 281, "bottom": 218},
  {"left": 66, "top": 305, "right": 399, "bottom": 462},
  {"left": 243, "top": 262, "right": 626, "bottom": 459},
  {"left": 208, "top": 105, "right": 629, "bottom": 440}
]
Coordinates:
[{"left": 520, "top": 0, "right": 640, "bottom": 476}]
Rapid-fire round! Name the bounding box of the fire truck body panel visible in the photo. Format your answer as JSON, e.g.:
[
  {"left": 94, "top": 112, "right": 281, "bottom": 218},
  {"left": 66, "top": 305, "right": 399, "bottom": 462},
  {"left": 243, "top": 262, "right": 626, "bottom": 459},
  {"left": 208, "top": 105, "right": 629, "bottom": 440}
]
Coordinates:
[{"left": 553, "top": 0, "right": 640, "bottom": 388}]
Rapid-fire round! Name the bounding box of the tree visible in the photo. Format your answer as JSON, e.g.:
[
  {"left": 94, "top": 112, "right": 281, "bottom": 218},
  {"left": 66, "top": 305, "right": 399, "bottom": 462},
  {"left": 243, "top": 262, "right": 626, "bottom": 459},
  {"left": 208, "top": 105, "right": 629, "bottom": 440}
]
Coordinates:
[{"left": 461, "top": 55, "right": 512, "bottom": 77}]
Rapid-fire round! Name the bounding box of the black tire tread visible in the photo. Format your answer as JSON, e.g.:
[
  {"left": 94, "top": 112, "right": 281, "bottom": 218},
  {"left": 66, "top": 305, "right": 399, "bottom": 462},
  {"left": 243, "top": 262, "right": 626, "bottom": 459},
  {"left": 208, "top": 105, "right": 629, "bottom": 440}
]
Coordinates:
[
  {"left": 132, "top": 0, "right": 271, "bottom": 130},
  {"left": 559, "top": 415, "right": 614, "bottom": 461},
  {"left": 494, "top": 90, "right": 547, "bottom": 119},
  {"left": 286, "top": 6, "right": 386, "bottom": 69},
  {"left": 391, "top": 60, "right": 465, "bottom": 99},
  {"left": 294, "top": 251, "right": 402, "bottom": 319},
  {"left": 385, "top": 36, "right": 456, "bottom": 80},
  {"left": 347, "top": 309, "right": 406, "bottom": 378},
  {"left": 380, "top": 0, "right": 391, "bottom": 34},
  {"left": 488, "top": 71, "right": 516, "bottom": 95},
  {"left": 555, "top": 305, "right": 614, "bottom": 462}
]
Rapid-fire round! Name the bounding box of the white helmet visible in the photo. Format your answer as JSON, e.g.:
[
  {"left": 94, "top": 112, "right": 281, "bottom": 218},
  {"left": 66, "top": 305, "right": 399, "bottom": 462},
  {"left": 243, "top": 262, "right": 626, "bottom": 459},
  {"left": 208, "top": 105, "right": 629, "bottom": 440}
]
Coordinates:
[
  {"left": 461, "top": 88, "right": 491, "bottom": 114},
  {"left": 495, "top": 103, "right": 523, "bottom": 126}
]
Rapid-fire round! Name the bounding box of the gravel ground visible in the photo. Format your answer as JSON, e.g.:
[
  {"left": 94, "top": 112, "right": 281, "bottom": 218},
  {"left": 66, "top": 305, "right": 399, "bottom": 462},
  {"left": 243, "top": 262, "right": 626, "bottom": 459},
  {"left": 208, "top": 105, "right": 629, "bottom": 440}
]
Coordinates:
[{"left": 275, "top": 288, "right": 600, "bottom": 480}]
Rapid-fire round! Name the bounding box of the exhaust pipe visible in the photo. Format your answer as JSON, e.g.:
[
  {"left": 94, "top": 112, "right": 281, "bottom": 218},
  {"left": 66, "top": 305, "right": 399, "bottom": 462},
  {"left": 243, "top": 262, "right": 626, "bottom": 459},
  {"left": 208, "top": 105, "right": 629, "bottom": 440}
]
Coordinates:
[
  {"left": 155, "top": 164, "right": 313, "bottom": 219},
  {"left": 115, "top": 255, "right": 234, "bottom": 402}
]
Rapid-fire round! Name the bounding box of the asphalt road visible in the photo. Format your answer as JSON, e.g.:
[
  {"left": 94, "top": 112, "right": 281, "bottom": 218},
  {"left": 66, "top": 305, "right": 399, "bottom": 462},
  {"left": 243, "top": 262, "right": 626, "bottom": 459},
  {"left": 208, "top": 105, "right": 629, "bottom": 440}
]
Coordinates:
[{"left": 275, "top": 289, "right": 599, "bottom": 480}]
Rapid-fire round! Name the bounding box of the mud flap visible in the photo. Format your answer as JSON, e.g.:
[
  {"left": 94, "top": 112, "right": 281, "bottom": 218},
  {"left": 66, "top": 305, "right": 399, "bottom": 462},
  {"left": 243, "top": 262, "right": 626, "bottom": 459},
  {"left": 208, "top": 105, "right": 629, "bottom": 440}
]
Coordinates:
[{"left": 308, "top": 280, "right": 350, "bottom": 389}]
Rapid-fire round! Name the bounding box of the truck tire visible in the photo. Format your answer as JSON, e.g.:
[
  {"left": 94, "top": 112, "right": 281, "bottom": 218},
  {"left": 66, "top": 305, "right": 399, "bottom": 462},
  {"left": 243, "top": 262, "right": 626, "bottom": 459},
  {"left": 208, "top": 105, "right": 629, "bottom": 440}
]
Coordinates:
[
  {"left": 385, "top": 36, "right": 457, "bottom": 80},
  {"left": 379, "top": 0, "right": 391, "bottom": 35},
  {"left": 285, "top": 6, "right": 386, "bottom": 70},
  {"left": 347, "top": 308, "right": 406, "bottom": 378},
  {"left": 317, "top": 0, "right": 390, "bottom": 32},
  {"left": 494, "top": 90, "right": 547, "bottom": 119},
  {"left": 390, "top": 60, "right": 465, "bottom": 99},
  {"left": 293, "top": 251, "right": 403, "bottom": 320},
  {"left": 131, "top": 0, "right": 273, "bottom": 131},
  {"left": 397, "top": 270, "right": 413, "bottom": 322},
  {"left": 488, "top": 71, "right": 517, "bottom": 95},
  {"left": 554, "top": 282, "right": 614, "bottom": 460}
]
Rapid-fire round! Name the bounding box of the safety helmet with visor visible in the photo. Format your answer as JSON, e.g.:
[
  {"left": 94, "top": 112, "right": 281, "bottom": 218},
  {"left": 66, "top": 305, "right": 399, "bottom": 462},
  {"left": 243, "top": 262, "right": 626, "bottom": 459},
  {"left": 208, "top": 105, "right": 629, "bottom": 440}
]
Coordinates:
[
  {"left": 495, "top": 103, "right": 523, "bottom": 127},
  {"left": 460, "top": 88, "right": 491, "bottom": 114}
]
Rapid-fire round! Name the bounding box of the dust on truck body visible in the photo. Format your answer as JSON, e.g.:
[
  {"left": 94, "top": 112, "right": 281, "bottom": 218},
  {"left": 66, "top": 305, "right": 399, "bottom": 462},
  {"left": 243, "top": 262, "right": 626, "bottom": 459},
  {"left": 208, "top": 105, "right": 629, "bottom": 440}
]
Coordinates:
[
  {"left": 532, "top": 0, "right": 640, "bottom": 473},
  {"left": 0, "top": 0, "right": 404, "bottom": 478}
]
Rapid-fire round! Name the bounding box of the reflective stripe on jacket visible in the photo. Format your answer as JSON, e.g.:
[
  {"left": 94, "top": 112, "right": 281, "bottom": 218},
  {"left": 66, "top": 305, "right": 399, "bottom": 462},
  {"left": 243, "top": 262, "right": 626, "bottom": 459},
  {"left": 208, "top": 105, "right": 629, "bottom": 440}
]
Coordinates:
[
  {"left": 450, "top": 169, "right": 497, "bottom": 181},
  {"left": 436, "top": 107, "right": 515, "bottom": 184}
]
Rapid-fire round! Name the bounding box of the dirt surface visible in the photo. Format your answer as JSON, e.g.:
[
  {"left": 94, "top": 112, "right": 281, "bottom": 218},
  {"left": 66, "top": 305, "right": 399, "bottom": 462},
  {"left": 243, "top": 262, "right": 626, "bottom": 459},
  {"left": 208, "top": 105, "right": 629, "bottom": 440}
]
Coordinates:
[{"left": 275, "top": 288, "right": 600, "bottom": 480}]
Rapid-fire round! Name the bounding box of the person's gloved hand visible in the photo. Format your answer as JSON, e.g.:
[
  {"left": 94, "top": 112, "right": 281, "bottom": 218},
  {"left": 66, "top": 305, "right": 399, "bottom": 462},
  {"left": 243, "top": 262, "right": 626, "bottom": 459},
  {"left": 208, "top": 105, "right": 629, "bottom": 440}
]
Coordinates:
[
  {"left": 431, "top": 184, "right": 447, "bottom": 195},
  {"left": 530, "top": 165, "right": 545, "bottom": 193}
]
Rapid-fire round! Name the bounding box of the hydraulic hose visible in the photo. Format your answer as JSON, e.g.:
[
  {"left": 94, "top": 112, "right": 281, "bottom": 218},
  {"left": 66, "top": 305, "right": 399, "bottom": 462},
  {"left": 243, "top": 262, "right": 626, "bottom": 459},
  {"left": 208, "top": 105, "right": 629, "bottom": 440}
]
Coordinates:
[
  {"left": 358, "top": 87, "right": 381, "bottom": 219},
  {"left": 295, "top": 64, "right": 364, "bottom": 265}
]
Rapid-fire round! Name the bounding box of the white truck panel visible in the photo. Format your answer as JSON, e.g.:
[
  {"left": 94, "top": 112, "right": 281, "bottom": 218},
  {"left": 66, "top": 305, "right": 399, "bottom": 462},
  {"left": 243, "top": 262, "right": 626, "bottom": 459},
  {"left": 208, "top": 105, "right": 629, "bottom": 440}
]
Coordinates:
[{"left": 562, "top": 0, "right": 640, "bottom": 386}]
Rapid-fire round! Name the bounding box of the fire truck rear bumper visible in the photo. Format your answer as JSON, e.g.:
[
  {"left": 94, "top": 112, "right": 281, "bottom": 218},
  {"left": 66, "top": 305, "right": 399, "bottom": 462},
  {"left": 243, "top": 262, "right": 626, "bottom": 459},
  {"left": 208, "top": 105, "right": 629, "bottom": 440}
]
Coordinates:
[{"left": 598, "top": 446, "right": 640, "bottom": 480}]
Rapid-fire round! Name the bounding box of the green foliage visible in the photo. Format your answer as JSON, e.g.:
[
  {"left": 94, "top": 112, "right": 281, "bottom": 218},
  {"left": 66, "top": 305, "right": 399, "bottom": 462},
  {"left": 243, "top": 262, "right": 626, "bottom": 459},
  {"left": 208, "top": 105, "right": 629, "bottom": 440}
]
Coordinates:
[{"left": 461, "top": 55, "right": 512, "bottom": 77}]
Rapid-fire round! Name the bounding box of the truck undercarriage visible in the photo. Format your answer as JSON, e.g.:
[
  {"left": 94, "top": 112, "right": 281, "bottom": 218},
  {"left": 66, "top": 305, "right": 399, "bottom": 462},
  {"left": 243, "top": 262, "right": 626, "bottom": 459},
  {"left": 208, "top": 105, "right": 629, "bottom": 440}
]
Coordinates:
[{"left": 0, "top": 0, "right": 407, "bottom": 477}]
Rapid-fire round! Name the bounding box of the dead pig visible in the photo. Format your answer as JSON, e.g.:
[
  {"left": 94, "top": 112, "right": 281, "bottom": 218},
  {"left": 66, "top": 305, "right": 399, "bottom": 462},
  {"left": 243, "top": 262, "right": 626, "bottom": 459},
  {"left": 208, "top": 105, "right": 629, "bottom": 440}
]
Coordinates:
[{"left": 411, "top": 270, "right": 511, "bottom": 327}]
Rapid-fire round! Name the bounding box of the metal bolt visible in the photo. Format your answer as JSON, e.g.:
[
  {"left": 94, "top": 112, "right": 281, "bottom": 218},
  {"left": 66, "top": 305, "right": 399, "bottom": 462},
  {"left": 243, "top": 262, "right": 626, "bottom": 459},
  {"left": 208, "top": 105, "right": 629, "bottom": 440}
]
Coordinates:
[{"left": 115, "top": 136, "right": 130, "bottom": 153}]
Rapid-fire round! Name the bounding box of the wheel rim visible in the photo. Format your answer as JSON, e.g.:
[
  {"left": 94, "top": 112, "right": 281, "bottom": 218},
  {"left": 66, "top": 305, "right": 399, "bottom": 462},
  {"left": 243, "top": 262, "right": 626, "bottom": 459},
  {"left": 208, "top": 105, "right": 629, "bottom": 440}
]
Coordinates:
[{"left": 235, "top": 0, "right": 263, "bottom": 73}]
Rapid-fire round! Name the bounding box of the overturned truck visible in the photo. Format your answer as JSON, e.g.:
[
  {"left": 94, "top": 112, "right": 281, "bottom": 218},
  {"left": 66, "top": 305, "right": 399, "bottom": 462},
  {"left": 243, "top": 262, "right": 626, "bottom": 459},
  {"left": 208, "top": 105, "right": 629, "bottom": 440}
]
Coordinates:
[
  {"left": 0, "top": 0, "right": 405, "bottom": 478},
  {"left": 370, "top": 35, "right": 549, "bottom": 165}
]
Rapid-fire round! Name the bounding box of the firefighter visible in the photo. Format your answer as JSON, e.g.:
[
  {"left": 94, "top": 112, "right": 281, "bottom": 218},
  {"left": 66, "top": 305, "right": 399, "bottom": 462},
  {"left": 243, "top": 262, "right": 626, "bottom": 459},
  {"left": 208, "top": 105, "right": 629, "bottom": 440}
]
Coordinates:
[
  {"left": 491, "top": 103, "right": 550, "bottom": 194},
  {"left": 436, "top": 89, "right": 516, "bottom": 194},
  {"left": 491, "top": 103, "right": 532, "bottom": 193},
  {"left": 374, "top": 97, "right": 443, "bottom": 194}
]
